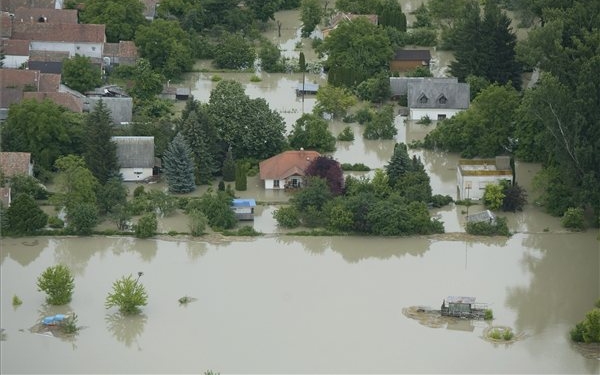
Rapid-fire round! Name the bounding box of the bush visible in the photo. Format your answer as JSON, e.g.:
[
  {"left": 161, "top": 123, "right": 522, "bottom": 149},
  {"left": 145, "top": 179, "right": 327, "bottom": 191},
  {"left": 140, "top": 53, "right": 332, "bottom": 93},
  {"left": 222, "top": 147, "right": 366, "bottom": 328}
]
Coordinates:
[
  {"left": 37, "top": 265, "right": 75, "bottom": 305},
  {"left": 488, "top": 329, "right": 502, "bottom": 340},
  {"left": 273, "top": 206, "right": 300, "bottom": 228},
  {"left": 484, "top": 183, "right": 505, "bottom": 210},
  {"left": 48, "top": 216, "right": 64, "bottom": 229},
  {"left": 223, "top": 225, "right": 262, "bottom": 236},
  {"left": 341, "top": 163, "right": 370, "bottom": 171},
  {"left": 105, "top": 273, "right": 148, "bottom": 315},
  {"left": 62, "top": 313, "right": 79, "bottom": 334},
  {"left": 561, "top": 207, "right": 585, "bottom": 231},
  {"left": 502, "top": 328, "right": 514, "bottom": 340},
  {"left": 211, "top": 75, "right": 223, "bottom": 82},
  {"left": 466, "top": 217, "right": 510, "bottom": 236},
  {"left": 188, "top": 210, "right": 208, "bottom": 236},
  {"left": 417, "top": 115, "right": 432, "bottom": 125},
  {"left": 430, "top": 194, "right": 453, "bottom": 208},
  {"left": 337, "top": 126, "right": 355, "bottom": 141},
  {"left": 484, "top": 309, "right": 494, "bottom": 320},
  {"left": 250, "top": 75, "right": 261, "bottom": 82},
  {"left": 12, "top": 295, "right": 22, "bottom": 306},
  {"left": 133, "top": 185, "right": 146, "bottom": 198},
  {"left": 135, "top": 213, "right": 157, "bottom": 238}
]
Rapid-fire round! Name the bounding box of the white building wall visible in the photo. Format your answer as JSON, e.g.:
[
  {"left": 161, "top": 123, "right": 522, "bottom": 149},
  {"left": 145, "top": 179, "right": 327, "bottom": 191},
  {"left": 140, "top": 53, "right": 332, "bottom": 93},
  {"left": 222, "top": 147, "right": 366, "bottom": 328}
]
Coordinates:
[
  {"left": 30, "top": 41, "right": 103, "bottom": 59},
  {"left": 410, "top": 108, "right": 463, "bottom": 121},
  {"left": 3, "top": 55, "right": 28, "bottom": 68},
  {"left": 457, "top": 172, "right": 512, "bottom": 200},
  {"left": 120, "top": 167, "right": 152, "bottom": 182},
  {"left": 264, "top": 179, "right": 284, "bottom": 190}
]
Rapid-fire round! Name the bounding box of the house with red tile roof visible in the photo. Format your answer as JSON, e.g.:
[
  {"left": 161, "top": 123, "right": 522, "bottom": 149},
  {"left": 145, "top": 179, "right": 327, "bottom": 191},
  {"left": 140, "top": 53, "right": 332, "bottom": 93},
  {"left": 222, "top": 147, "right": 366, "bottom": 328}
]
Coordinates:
[
  {"left": 13, "top": 6, "right": 77, "bottom": 23},
  {"left": 23, "top": 91, "right": 83, "bottom": 112},
  {"left": 1, "top": 0, "right": 56, "bottom": 13},
  {"left": 12, "top": 22, "right": 106, "bottom": 61},
  {"left": 1, "top": 11, "right": 13, "bottom": 37},
  {"left": 0, "top": 39, "right": 29, "bottom": 68},
  {"left": 0, "top": 152, "right": 33, "bottom": 178},
  {"left": 0, "top": 68, "right": 42, "bottom": 108},
  {"left": 259, "top": 150, "right": 321, "bottom": 189},
  {"left": 103, "top": 40, "right": 138, "bottom": 66}
]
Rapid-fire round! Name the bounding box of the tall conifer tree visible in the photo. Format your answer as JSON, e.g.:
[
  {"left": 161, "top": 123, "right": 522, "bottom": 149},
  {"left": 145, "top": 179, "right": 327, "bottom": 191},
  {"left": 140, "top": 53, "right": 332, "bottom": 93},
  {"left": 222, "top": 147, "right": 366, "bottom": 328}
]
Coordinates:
[
  {"left": 163, "top": 133, "right": 196, "bottom": 193},
  {"left": 84, "top": 100, "right": 119, "bottom": 185}
]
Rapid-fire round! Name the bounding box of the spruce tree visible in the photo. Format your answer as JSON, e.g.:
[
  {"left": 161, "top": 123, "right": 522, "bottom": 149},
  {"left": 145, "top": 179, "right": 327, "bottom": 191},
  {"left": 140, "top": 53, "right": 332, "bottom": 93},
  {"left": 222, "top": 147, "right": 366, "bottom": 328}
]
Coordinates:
[
  {"left": 163, "top": 133, "right": 196, "bottom": 193},
  {"left": 180, "top": 103, "right": 220, "bottom": 184},
  {"left": 385, "top": 143, "right": 412, "bottom": 188},
  {"left": 235, "top": 161, "right": 248, "bottom": 191},
  {"left": 84, "top": 100, "right": 119, "bottom": 184}
]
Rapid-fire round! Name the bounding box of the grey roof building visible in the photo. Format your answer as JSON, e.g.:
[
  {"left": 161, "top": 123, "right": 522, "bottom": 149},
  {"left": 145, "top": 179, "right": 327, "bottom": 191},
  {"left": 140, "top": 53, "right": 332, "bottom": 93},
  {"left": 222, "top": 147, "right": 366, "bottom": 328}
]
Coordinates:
[
  {"left": 407, "top": 80, "right": 470, "bottom": 110},
  {"left": 390, "top": 77, "right": 458, "bottom": 97}
]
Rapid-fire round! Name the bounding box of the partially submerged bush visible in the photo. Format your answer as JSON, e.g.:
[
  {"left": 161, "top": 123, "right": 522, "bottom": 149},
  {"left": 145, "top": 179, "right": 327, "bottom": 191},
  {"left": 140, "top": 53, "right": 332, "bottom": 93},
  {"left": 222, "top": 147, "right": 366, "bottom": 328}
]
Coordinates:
[
  {"left": 466, "top": 217, "right": 510, "bottom": 236},
  {"left": 561, "top": 207, "right": 586, "bottom": 231},
  {"left": 571, "top": 303, "right": 600, "bottom": 343},
  {"left": 105, "top": 273, "right": 148, "bottom": 315},
  {"left": 273, "top": 206, "right": 300, "bottom": 228},
  {"left": 484, "top": 309, "right": 494, "bottom": 320}
]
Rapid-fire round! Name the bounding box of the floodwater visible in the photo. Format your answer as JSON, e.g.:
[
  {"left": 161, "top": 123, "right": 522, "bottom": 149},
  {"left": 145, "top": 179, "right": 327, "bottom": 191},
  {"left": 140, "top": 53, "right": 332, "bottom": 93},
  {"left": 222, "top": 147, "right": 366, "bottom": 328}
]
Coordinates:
[{"left": 2, "top": 6, "right": 599, "bottom": 374}]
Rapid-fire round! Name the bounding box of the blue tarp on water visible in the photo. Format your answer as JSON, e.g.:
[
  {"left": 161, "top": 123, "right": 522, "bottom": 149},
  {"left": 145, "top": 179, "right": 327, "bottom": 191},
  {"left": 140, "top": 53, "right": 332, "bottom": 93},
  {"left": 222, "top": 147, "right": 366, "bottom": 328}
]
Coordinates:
[{"left": 232, "top": 199, "right": 256, "bottom": 207}]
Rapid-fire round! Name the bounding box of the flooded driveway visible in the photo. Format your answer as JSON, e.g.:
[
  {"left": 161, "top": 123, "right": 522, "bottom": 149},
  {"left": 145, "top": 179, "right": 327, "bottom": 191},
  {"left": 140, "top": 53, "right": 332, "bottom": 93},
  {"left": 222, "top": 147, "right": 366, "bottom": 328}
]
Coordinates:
[{"left": 1, "top": 231, "right": 598, "bottom": 373}]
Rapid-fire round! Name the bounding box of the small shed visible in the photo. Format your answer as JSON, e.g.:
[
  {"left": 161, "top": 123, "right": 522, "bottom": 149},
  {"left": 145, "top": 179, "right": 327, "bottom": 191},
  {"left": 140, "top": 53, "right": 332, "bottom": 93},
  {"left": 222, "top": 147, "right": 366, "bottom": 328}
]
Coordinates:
[
  {"left": 296, "top": 82, "right": 319, "bottom": 96},
  {"left": 176, "top": 88, "right": 190, "bottom": 100},
  {"left": 231, "top": 199, "right": 256, "bottom": 221},
  {"left": 466, "top": 210, "right": 496, "bottom": 224},
  {"left": 442, "top": 296, "right": 476, "bottom": 317}
]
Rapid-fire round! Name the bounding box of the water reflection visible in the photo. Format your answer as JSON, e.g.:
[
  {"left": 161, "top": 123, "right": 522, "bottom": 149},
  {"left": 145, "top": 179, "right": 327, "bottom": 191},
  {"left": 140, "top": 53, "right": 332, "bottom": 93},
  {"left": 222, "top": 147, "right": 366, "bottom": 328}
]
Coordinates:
[
  {"left": 1, "top": 237, "right": 46, "bottom": 266},
  {"left": 105, "top": 312, "right": 147, "bottom": 349}
]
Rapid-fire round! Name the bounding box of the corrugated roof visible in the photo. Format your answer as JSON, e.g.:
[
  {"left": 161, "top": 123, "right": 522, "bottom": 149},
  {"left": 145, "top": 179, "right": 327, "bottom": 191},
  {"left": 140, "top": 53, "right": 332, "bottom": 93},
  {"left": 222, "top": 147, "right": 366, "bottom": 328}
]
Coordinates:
[
  {"left": 259, "top": 150, "right": 320, "bottom": 180},
  {"left": 112, "top": 136, "right": 155, "bottom": 168},
  {"left": 390, "top": 77, "right": 458, "bottom": 97},
  {"left": 446, "top": 296, "right": 476, "bottom": 304},
  {"left": 0, "top": 152, "right": 31, "bottom": 177},
  {"left": 466, "top": 210, "right": 496, "bottom": 223}
]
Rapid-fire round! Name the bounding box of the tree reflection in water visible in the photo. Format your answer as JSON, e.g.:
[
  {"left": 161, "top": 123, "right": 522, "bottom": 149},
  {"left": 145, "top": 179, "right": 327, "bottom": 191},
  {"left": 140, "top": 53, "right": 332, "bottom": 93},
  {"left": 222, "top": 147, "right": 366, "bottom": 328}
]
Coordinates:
[{"left": 105, "top": 312, "right": 147, "bottom": 349}]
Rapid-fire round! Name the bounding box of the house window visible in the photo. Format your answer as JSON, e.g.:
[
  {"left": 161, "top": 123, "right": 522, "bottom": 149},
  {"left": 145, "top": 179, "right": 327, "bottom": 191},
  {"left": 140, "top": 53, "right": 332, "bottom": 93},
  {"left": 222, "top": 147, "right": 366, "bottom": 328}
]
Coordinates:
[
  {"left": 437, "top": 114, "right": 446, "bottom": 120},
  {"left": 92, "top": 46, "right": 96, "bottom": 51},
  {"left": 438, "top": 95, "right": 447, "bottom": 104},
  {"left": 291, "top": 178, "right": 299, "bottom": 187},
  {"left": 273, "top": 179, "right": 280, "bottom": 188},
  {"left": 418, "top": 94, "right": 428, "bottom": 104}
]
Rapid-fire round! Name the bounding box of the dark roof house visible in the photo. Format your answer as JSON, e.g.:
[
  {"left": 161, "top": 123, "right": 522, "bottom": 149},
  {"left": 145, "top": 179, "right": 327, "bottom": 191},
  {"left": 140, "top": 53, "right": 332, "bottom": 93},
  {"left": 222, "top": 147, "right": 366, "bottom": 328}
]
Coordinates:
[
  {"left": 407, "top": 80, "right": 470, "bottom": 110},
  {"left": 390, "top": 49, "right": 431, "bottom": 72}
]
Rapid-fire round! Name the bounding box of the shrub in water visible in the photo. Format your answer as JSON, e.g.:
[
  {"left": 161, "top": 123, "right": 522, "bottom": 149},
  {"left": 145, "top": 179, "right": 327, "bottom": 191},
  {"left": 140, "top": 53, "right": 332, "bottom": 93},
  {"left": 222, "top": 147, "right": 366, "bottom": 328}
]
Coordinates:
[
  {"left": 37, "top": 264, "right": 75, "bottom": 305},
  {"left": 12, "top": 295, "right": 22, "bottom": 306},
  {"left": 561, "top": 207, "right": 585, "bottom": 231},
  {"left": 484, "top": 309, "right": 494, "bottom": 320},
  {"left": 105, "top": 273, "right": 148, "bottom": 315},
  {"left": 502, "top": 328, "right": 514, "bottom": 340}
]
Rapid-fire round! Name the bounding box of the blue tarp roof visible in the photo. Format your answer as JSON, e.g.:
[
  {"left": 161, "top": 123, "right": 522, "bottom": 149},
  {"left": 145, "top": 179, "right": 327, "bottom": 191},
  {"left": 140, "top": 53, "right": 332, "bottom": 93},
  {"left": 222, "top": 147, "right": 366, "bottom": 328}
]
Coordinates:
[{"left": 232, "top": 199, "right": 256, "bottom": 207}]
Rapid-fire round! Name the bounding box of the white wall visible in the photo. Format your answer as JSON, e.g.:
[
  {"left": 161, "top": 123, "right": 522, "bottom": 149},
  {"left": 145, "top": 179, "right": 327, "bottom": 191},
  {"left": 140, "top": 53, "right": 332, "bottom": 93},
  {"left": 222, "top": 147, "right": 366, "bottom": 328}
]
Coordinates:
[
  {"left": 30, "top": 41, "right": 103, "bottom": 59},
  {"left": 120, "top": 168, "right": 152, "bottom": 182},
  {"left": 457, "top": 170, "right": 512, "bottom": 200},
  {"left": 410, "top": 108, "right": 463, "bottom": 121},
  {"left": 3, "top": 55, "right": 28, "bottom": 68}
]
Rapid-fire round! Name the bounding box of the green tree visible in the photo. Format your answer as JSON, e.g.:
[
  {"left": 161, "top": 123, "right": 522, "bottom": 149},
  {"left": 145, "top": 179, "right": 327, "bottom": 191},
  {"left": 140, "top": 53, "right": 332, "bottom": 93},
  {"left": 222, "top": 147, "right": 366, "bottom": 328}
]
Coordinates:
[
  {"left": 135, "top": 19, "right": 194, "bottom": 79},
  {"left": 209, "top": 80, "right": 287, "bottom": 160},
  {"left": 135, "top": 213, "right": 157, "bottom": 238},
  {"left": 188, "top": 209, "right": 208, "bottom": 236},
  {"left": 501, "top": 183, "right": 527, "bottom": 212},
  {"left": 6, "top": 193, "right": 48, "bottom": 234},
  {"left": 412, "top": 3, "right": 432, "bottom": 28},
  {"left": 363, "top": 105, "right": 397, "bottom": 140},
  {"left": 105, "top": 273, "right": 148, "bottom": 314},
  {"left": 292, "top": 176, "right": 332, "bottom": 212},
  {"left": 314, "top": 85, "right": 357, "bottom": 119},
  {"left": 213, "top": 33, "right": 256, "bottom": 70},
  {"left": 191, "top": 191, "right": 236, "bottom": 230},
  {"left": 80, "top": 0, "right": 146, "bottom": 42},
  {"left": 246, "top": 0, "right": 281, "bottom": 22},
  {"left": 319, "top": 17, "right": 393, "bottom": 88},
  {"left": 288, "top": 114, "right": 336, "bottom": 153},
  {"left": 273, "top": 206, "right": 301, "bottom": 228},
  {"left": 561, "top": 207, "right": 586, "bottom": 231},
  {"left": 61, "top": 54, "right": 101, "bottom": 93},
  {"left": 179, "top": 102, "right": 220, "bottom": 185},
  {"left": 67, "top": 202, "right": 98, "bottom": 235},
  {"left": 1, "top": 99, "right": 84, "bottom": 172},
  {"left": 8, "top": 174, "right": 48, "bottom": 200},
  {"left": 259, "top": 40, "right": 283, "bottom": 72},
  {"left": 484, "top": 183, "right": 505, "bottom": 210},
  {"left": 385, "top": 143, "right": 412, "bottom": 188},
  {"left": 335, "top": 0, "right": 380, "bottom": 13},
  {"left": 163, "top": 133, "right": 196, "bottom": 193},
  {"left": 37, "top": 265, "right": 74, "bottom": 305},
  {"left": 377, "top": 0, "right": 407, "bottom": 31},
  {"left": 127, "top": 59, "right": 164, "bottom": 100},
  {"left": 301, "top": 0, "right": 322, "bottom": 37},
  {"left": 222, "top": 148, "right": 236, "bottom": 182},
  {"left": 53, "top": 155, "right": 99, "bottom": 211},
  {"left": 97, "top": 177, "right": 128, "bottom": 215},
  {"left": 356, "top": 71, "right": 391, "bottom": 103},
  {"left": 84, "top": 100, "right": 119, "bottom": 184},
  {"left": 235, "top": 161, "right": 248, "bottom": 191}
]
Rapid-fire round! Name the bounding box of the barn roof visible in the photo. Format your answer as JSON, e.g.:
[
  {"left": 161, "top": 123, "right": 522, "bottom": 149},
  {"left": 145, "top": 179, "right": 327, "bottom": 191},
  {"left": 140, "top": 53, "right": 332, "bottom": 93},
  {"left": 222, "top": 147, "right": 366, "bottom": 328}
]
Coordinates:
[{"left": 112, "top": 136, "right": 155, "bottom": 168}]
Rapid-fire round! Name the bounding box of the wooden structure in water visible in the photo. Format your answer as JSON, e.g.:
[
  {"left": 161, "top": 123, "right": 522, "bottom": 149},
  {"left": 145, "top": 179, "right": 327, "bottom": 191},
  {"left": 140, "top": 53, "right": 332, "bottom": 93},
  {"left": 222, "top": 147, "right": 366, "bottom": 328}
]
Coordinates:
[
  {"left": 296, "top": 82, "right": 319, "bottom": 96},
  {"left": 441, "top": 296, "right": 487, "bottom": 319}
]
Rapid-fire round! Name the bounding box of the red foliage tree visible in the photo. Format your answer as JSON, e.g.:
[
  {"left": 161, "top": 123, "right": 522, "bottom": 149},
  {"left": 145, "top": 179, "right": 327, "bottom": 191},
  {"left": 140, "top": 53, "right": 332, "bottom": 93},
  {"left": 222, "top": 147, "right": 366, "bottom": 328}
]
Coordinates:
[{"left": 305, "top": 156, "right": 344, "bottom": 196}]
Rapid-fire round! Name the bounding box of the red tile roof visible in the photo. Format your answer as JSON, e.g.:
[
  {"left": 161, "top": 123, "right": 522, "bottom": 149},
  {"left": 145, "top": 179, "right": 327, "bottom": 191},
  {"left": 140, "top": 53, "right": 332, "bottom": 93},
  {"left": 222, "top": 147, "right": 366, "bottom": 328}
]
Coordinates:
[
  {"left": 29, "top": 49, "right": 69, "bottom": 61},
  {"left": 0, "top": 152, "right": 32, "bottom": 177},
  {"left": 1, "top": 38, "right": 29, "bottom": 55},
  {"left": 14, "top": 7, "right": 78, "bottom": 23},
  {"left": 24, "top": 91, "right": 83, "bottom": 112},
  {"left": 13, "top": 22, "right": 106, "bottom": 43},
  {"left": 1, "top": 0, "right": 56, "bottom": 12},
  {"left": 0, "top": 68, "right": 40, "bottom": 106},
  {"left": 1, "top": 12, "right": 12, "bottom": 37},
  {"left": 259, "top": 150, "right": 321, "bottom": 180},
  {"left": 103, "top": 41, "right": 138, "bottom": 59},
  {"left": 38, "top": 72, "right": 60, "bottom": 91}
]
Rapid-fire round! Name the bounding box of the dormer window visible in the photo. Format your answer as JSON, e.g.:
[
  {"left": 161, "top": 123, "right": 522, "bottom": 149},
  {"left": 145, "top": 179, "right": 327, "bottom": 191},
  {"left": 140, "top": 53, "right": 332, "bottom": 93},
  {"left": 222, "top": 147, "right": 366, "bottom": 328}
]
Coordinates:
[
  {"left": 438, "top": 94, "right": 447, "bottom": 104},
  {"left": 418, "top": 94, "right": 428, "bottom": 104}
]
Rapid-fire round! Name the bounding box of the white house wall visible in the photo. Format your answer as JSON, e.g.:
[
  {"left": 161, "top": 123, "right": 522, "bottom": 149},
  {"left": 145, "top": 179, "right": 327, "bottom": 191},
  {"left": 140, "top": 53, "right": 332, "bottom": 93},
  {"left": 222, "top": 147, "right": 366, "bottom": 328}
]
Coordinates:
[
  {"left": 120, "top": 167, "right": 152, "bottom": 182},
  {"left": 410, "top": 108, "right": 462, "bottom": 121},
  {"left": 457, "top": 171, "right": 512, "bottom": 200},
  {"left": 30, "top": 41, "right": 103, "bottom": 59},
  {"left": 3, "top": 55, "right": 28, "bottom": 68}
]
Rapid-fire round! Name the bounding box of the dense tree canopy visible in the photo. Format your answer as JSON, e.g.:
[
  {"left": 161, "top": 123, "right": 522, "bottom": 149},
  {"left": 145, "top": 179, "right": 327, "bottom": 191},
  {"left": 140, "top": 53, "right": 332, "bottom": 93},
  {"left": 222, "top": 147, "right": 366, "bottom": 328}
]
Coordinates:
[
  {"left": 288, "top": 114, "right": 336, "bottom": 153},
  {"left": 79, "top": 0, "right": 147, "bottom": 42},
  {"left": 450, "top": 0, "right": 521, "bottom": 89},
  {"left": 61, "top": 54, "right": 102, "bottom": 93},
  {"left": 319, "top": 17, "right": 393, "bottom": 88},
  {"left": 213, "top": 33, "right": 256, "bottom": 70},
  {"left": 1, "top": 99, "right": 83, "bottom": 172},
  {"left": 208, "top": 80, "right": 286, "bottom": 160},
  {"left": 300, "top": 0, "right": 322, "bottom": 37},
  {"left": 135, "top": 20, "right": 194, "bottom": 79}
]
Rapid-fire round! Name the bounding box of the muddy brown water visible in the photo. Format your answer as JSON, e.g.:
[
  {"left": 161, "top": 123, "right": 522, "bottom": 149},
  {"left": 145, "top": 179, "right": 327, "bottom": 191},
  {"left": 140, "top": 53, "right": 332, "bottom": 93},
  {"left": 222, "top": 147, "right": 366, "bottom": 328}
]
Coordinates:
[{"left": 2, "top": 6, "right": 598, "bottom": 374}]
